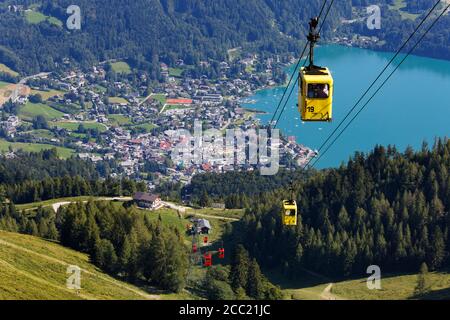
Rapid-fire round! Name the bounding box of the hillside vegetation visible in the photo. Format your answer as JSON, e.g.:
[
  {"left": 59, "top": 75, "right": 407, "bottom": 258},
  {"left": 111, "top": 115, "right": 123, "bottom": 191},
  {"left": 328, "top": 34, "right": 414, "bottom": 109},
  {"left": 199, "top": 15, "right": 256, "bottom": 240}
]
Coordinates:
[
  {"left": 187, "top": 138, "right": 450, "bottom": 301},
  {"left": 1, "top": 0, "right": 449, "bottom": 78},
  {"left": 0, "top": 230, "right": 157, "bottom": 300},
  {"left": 268, "top": 266, "right": 450, "bottom": 300},
  {"left": 0, "top": 0, "right": 349, "bottom": 76}
]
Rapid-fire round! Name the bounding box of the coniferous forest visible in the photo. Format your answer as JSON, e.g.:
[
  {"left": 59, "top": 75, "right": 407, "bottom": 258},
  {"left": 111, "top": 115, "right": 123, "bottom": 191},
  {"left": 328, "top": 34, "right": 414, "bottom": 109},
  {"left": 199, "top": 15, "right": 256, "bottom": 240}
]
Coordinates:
[
  {"left": 0, "top": 0, "right": 341, "bottom": 75},
  {"left": 0, "top": 0, "right": 449, "bottom": 302},
  {"left": 0, "top": 200, "right": 189, "bottom": 292},
  {"left": 1, "top": 0, "right": 449, "bottom": 77},
  {"left": 0, "top": 137, "right": 449, "bottom": 296},
  {"left": 0, "top": 150, "right": 146, "bottom": 204},
  {"left": 220, "top": 138, "right": 450, "bottom": 278}
]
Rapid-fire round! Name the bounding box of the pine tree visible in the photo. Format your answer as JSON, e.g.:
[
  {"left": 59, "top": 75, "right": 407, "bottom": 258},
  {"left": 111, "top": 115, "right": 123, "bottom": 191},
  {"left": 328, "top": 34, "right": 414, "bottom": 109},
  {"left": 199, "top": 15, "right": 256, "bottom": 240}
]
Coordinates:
[
  {"left": 199, "top": 191, "right": 212, "bottom": 208},
  {"left": 143, "top": 226, "right": 166, "bottom": 282},
  {"left": 160, "top": 232, "right": 188, "bottom": 292},
  {"left": 247, "top": 258, "right": 264, "bottom": 300},
  {"left": 27, "top": 220, "right": 39, "bottom": 236},
  {"left": 85, "top": 213, "right": 100, "bottom": 252},
  {"left": 0, "top": 185, "right": 7, "bottom": 203},
  {"left": 414, "top": 262, "right": 431, "bottom": 297},
  {"left": 119, "top": 236, "right": 132, "bottom": 276},
  {"left": 204, "top": 267, "right": 235, "bottom": 300},
  {"left": 93, "top": 238, "right": 118, "bottom": 274},
  {"left": 205, "top": 279, "right": 235, "bottom": 300},
  {"left": 46, "top": 222, "right": 59, "bottom": 240},
  {"left": 337, "top": 206, "right": 350, "bottom": 231},
  {"left": 428, "top": 226, "right": 445, "bottom": 270},
  {"left": 230, "top": 245, "right": 250, "bottom": 291},
  {"left": 38, "top": 219, "right": 49, "bottom": 238},
  {"left": 126, "top": 228, "right": 141, "bottom": 280},
  {"left": 234, "top": 287, "right": 248, "bottom": 300}
]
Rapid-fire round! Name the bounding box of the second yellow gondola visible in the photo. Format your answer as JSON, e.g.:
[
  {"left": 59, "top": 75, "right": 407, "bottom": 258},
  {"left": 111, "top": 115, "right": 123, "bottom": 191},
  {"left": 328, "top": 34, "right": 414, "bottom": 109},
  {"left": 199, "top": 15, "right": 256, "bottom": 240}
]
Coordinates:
[{"left": 282, "top": 200, "right": 298, "bottom": 226}]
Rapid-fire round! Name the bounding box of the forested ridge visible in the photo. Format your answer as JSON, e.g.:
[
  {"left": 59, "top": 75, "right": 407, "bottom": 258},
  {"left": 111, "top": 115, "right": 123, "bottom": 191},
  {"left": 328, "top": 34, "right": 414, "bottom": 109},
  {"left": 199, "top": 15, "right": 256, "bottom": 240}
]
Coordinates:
[
  {"left": 344, "top": 0, "right": 450, "bottom": 61},
  {"left": 1, "top": 0, "right": 449, "bottom": 77},
  {"left": 0, "top": 150, "right": 146, "bottom": 203},
  {"left": 0, "top": 0, "right": 348, "bottom": 76},
  {"left": 204, "top": 138, "right": 450, "bottom": 277}
]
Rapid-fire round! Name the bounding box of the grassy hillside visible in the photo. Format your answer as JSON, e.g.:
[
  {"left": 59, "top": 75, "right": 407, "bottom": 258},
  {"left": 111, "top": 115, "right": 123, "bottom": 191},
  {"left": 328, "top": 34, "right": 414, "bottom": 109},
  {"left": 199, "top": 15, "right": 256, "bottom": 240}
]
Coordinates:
[
  {"left": 0, "top": 200, "right": 236, "bottom": 300},
  {"left": 52, "top": 121, "right": 108, "bottom": 132},
  {"left": 30, "top": 89, "right": 65, "bottom": 101},
  {"left": 0, "top": 139, "right": 75, "bottom": 159},
  {"left": 19, "top": 102, "right": 64, "bottom": 121},
  {"left": 0, "top": 63, "right": 19, "bottom": 77},
  {"left": 0, "top": 230, "right": 159, "bottom": 300},
  {"left": 111, "top": 61, "right": 131, "bottom": 74},
  {"left": 268, "top": 268, "right": 450, "bottom": 300},
  {"left": 24, "top": 10, "right": 63, "bottom": 27},
  {"left": 332, "top": 272, "right": 450, "bottom": 300}
]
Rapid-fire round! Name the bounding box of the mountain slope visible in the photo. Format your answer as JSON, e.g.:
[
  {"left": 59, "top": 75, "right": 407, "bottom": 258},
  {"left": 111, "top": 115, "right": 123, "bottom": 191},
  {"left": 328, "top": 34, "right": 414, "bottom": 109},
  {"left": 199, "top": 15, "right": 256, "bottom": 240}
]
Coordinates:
[
  {"left": 1, "top": 0, "right": 449, "bottom": 77},
  {"left": 0, "top": 0, "right": 349, "bottom": 75},
  {"left": 0, "top": 230, "right": 158, "bottom": 300}
]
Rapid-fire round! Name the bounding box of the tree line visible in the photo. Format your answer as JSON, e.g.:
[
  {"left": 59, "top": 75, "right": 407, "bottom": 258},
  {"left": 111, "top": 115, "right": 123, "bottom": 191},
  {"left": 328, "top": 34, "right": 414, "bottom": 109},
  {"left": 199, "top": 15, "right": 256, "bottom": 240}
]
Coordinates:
[
  {"left": 0, "top": 150, "right": 144, "bottom": 204},
  {"left": 57, "top": 201, "right": 188, "bottom": 292},
  {"left": 3, "top": 175, "right": 146, "bottom": 204},
  {"left": 182, "top": 169, "right": 309, "bottom": 208},
  {"left": 203, "top": 244, "right": 283, "bottom": 300},
  {"left": 0, "top": 149, "right": 108, "bottom": 184}
]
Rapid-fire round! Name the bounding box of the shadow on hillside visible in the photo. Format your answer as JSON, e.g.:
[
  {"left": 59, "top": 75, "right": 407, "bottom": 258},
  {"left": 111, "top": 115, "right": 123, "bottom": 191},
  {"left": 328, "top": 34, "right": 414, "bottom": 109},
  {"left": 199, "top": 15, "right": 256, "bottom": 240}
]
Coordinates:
[
  {"left": 263, "top": 267, "right": 331, "bottom": 291},
  {"left": 409, "top": 287, "right": 450, "bottom": 300}
]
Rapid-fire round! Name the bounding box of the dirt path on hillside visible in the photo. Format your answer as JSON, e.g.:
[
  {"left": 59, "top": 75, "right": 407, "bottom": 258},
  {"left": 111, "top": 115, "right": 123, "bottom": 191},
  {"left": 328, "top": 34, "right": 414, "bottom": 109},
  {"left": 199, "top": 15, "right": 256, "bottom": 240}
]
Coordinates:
[
  {"left": 188, "top": 212, "right": 240, "bottom": 221},
  {"left": 51, "top": 197, "right": 133, "bottom": 212},
  {"left": 0, "top": 236, "right": 159, "bottom": 300},
  {"left": 162, "top": 201, "right": 189, "bottom": 213},
  {"left": 22, "top": 197, "right": 133, "bottom": 212},
  {"left": 0, "top": 72, "right": 50, "bottom": 106},
  {"left": 319, "top": 283, "right": 345, "bottom": 300},
  {"left": 138, "top": 93, "right": 155, "bottom": 106},
  {"left": 163, "top": 202, "right": 240, "bottom": 221}
]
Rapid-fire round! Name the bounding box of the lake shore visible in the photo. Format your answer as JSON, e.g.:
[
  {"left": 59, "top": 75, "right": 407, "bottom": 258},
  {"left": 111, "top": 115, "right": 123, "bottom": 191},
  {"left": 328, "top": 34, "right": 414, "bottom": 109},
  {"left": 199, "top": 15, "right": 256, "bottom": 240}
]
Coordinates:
[{"left": 241, "top": 44, "right": 450, "bottom": 168}]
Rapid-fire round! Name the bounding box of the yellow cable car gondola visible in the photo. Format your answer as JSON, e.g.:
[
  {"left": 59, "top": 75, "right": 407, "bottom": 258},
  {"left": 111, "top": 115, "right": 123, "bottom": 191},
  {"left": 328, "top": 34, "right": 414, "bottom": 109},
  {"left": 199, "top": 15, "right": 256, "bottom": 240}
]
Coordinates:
[
  {"left": 282, "top": 199, "right": 298, "bottom": 226},
  {"left": 299, "top": 17, "right": 333, "bottom": 122}
]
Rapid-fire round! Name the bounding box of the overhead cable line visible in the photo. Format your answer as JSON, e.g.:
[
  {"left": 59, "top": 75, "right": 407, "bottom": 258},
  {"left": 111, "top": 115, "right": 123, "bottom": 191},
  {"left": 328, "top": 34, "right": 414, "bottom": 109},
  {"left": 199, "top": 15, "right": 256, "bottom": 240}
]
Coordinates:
[
  {"left": 308, "top": 0, "right": 443, "bottom": 163},
  {"left": 273, "top": 0, "right": 336, "bottom": 129},
  {"left": 309, "top": 2, "right": 450, "bottom": 168},
  {"left": 269, "top": 0, "right": 329, "bottom": 127}
]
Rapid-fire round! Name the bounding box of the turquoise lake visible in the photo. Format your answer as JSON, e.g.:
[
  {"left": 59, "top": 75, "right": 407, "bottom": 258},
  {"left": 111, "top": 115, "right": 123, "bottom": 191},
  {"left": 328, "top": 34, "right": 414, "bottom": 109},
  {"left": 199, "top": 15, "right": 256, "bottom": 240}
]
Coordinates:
[{"left": 242, "top": 45, "right": 450, "bottom": 168}]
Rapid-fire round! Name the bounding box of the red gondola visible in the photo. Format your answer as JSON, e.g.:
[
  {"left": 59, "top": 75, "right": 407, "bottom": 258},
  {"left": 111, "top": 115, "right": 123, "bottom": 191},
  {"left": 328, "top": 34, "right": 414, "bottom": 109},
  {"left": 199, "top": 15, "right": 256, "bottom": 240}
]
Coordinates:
[
  {"left": 203, "top": 236, "right": 208, "bottom": 244},
  {"left": 192, "top": 244, "right": 197, "bottom": 253},
  {"left": 204, "top": 253, "right": 212, "bottom": 267},
  {"left": 218, "top": 248, "right": 225, "bottom": 259}
]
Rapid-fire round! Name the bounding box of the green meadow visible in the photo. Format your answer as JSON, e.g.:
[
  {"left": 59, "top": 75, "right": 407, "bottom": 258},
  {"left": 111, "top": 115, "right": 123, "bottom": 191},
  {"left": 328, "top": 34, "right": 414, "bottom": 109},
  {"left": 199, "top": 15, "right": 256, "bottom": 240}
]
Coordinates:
[
  {"left": 19, "top": 102, "right": 64, "bottom": 121},
  {"left": 25, "top": 10, "right": 63, "bottom": 27},
  {"left": 0, "top": 139, "right": 75, "bottom": 159},
  {"left": 111, "top": 61, "right": 132, "bottom": 74}
]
